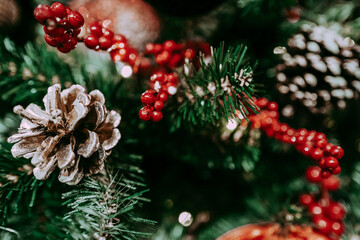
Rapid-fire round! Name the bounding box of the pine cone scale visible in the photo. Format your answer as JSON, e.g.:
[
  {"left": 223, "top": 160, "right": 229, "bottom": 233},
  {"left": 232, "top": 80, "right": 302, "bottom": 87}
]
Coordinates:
[{"left": 77, "top": 129, "right": 100, "bottom": 158}]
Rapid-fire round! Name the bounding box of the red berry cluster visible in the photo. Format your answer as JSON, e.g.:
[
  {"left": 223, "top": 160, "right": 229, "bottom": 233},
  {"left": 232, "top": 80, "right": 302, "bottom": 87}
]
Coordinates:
[
  {"left": 34, "top": 2, "right": 84, "bottom": 53},
  {"left": 139, "top": 72, "right": 179, "bottom": 121},
  {"left": 251, "top": 97, "right": 343, "bottom": 178},
  {"left": 84, "top": 22, "right": 138, "bottom": 66},
  {"left": 306, "top": 166, "right": 341, "bottom": 191},
  {"left": 145, "top": 41, "right": 210, "bottom": 70},
  {"left": 300, "top": 193, "right": 346, "bottom": 238}
]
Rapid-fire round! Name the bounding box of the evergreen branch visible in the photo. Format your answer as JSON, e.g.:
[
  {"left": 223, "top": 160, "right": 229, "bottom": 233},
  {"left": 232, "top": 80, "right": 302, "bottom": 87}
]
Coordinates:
[
  {"left": 0, "top": 143, "right": 47, "bottom": 225},
  {"left": 175, "top": 43, "right": 259, "bottom": 128},
  {"left": 61, "top": 170, "right": 155, "bottom": 240}
]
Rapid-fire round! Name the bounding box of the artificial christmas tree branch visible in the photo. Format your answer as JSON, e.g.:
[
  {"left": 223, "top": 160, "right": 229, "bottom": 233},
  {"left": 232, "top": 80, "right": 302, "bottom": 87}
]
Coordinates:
[{"left": 174, "top": 43, "right": 258, "bottom": 128}]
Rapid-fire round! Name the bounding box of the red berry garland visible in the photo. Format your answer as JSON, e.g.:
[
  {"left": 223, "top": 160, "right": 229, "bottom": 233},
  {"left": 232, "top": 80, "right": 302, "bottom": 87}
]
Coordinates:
[
  {"left": 251, "top": 98, "right": 344, "bottom": 178},
  {"left": 34, "top": 2, "right": 139, "bottom": 67}
]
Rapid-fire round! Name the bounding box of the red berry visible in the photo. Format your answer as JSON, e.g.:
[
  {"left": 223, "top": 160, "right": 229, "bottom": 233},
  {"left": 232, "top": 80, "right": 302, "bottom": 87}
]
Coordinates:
[
  {"left": 99, "top": 36, "right": 112, "bottom": 50},
  {"left": 102, "top": 28, "right": 114, "bottom": 39},
  {"left": 57, "top": 46, "right": 71, "bottom": 53},
  {"left": 34, "top": 4, "right": 54, "bottom": 24},
  {"left": 155, "top": 50, "right": 171, "bottom": 65},
  {"left": 313, "top": 216, "right": 332, "bottom": 235},
  {"left": 168, "top": 53, "right": 183, "bottom": 68},
  {"left": 72, "top": 28, "right": 81, "bottom": 37},
  {"left": 267, "top": 101, "right": 278, "bottom": 111},
  {"left": 330, "top": 146, "right": 344, "bottom": 159},
  {"left": 154, "top": 101, "right": 164, "bottom": 111},
  {"left": 327, "top": 202, "right": 346, "bottom": 221},
  {"left": 315, "top": 139, "right": 327, "bottom": 149},
  {"left": 279, "top": 123, "right": 289, "bottom": 134},
  {"left": 50, "top": 2, "right": 67, "bottom": 18},
  {"left": 308, "top": 203, "right": 324, "bottom": 216},
  {"left": 321, "top": 176, "right": 340, "bottom": 191},
  {"left": 110, "top": 48, "right": 128, "bottom": 62},
  {"left": 255, "top": 98, "right": 268, "bottom": 109},
  {"left": 315, "top": 133, "right": 327, "bottom": 141},
  {"left": 306, "top": 166, "right": 322, "bottom": 183},
  {"left": 84, "top": 35, "right": 99, "bottom": 49},
  {"left": 296, "top": 128, "right": 308, "bottom": 136},
  {"left": 163, "top": 40, "right": 177, "bottom": 52},
  {"left": 89, "top": 22, "right": 103, "bottom": 37},
  {"left": 44, "top": 26, "right": 66, "bottom": 37},
  {"left": 141, "top": 93, "right": 155, "bottom": 104},
  {"left": 299, "top": 194, "right": 314, "bottom": 206},
  {"left": 333, "top": 166, "right": 341, "bottom": 175},
  {"left": 310, "top": 148, "right": 324, "bottom": 161},
  {"left": 301, "top": 145, "right": 312, "bottom": 157},
  {"left": 145, "top": 43, "right": 156, "bottom": 54},
  {"left": 184, "top": 48, "right": 196, "bottom": 59},
  {"left": 151, "top": 111, "right": 163, "bottom": 122},
  {"left": 150, "top": 72, "right": 165, "bottom": 82},
  {"left": 44, "top": 34, "right": 57, "bottom": 47},
  {"left": 159, "top": 92, "right": 168, "bottom": 102},
  {"left": 63, "top": 37, "right": 77, "bottom": 50},
  {"left": 113, "top": 34, "right": 127, "bottom": 44},
  {"left": 145, "top": 89, "right": 157, "bottom": 95},
  {"left": 324, "top": 156, "right": 339, "bottom": 168},
  {"left": 321, "top": 169, "right": 332, "bottom": 179},
  {"left": 319, "top": 158, "right": 326, "bottom": 168},
  {"left": 127, "top": 48, "right": 138, "bottom": 65},
  {"left": 154, "top": 43, "right": 163, "bottom": 54},
  {"left": 331, "top": 221, "right": 344, "bottom": 236},
  {"left": 139, "top": 107, "right": 153, "bottom": 121},
  {"left": 67, "top": 11, "right": 84, "bottom": 29},
  {"left": 324, "top": 143, "right": 335, "bottom": 154},
  {"left": 295, "top": 135, "right": 306, "bottom": 145}
]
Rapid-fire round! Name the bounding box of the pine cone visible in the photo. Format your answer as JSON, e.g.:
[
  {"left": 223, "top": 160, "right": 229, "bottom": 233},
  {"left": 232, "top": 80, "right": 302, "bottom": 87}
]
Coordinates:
[
  {"left": 275, "top": 25, "right": 360, "bottom": 116},
  {"left": 8, "top": 84, "right": 121, "bottom": 185}
]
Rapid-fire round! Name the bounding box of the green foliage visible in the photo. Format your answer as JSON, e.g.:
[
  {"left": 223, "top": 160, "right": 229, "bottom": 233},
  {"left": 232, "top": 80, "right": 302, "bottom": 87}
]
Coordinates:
[
  {"left": 175, "top": 43, "right": 258, "bottom": 128},
  {"left": 61, "top": 173, "right": 156, "bottom": 240},
  {"left": 0, "top": 143, "right": 50, "bottom": 225}
]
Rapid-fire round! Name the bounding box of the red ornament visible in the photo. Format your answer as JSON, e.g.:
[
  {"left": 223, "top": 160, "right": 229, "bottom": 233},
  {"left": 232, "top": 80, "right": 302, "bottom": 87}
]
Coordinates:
[{"left": 217, "top": 224, "right": 331, "bottom": 240}]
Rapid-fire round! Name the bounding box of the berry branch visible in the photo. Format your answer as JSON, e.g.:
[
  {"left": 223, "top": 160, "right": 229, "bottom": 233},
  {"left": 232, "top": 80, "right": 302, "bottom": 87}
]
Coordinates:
[{"left": 250, "top": 97, "right": 346, "bottom": 239}]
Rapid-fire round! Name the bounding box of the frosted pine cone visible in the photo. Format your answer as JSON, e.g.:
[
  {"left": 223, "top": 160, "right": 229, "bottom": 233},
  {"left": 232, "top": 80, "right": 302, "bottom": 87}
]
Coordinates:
[
  {"left": 8, "top": 84, "right": 121, "bottom": 185},
  {"left": 275, "top": 25, "right": 360, "bottom": 116}
]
